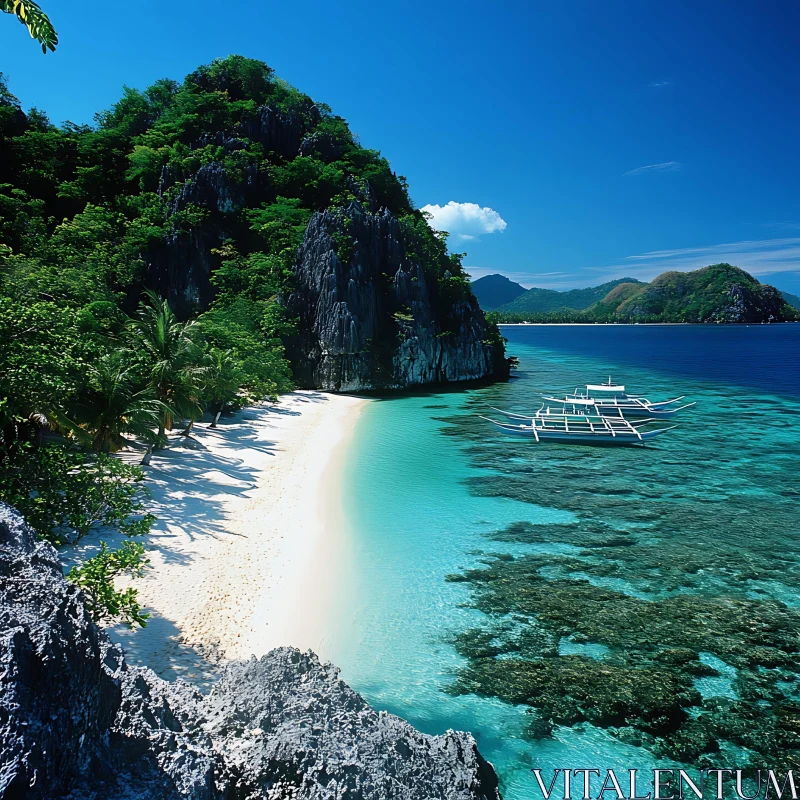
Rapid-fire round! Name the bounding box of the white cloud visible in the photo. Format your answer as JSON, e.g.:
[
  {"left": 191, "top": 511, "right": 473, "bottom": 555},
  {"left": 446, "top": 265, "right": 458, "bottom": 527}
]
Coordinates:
[
  {"left": 624, "top": 161, "right": 681, "bottom": 176},
  {"left": 421, "top": 201, "right": 507, "bottom": 241},
  {"left": 762, "top": 221, "right": 800, "bottom": 231},
  {"left": 649, "top": 80, "right": 671, "bottom": 88}
]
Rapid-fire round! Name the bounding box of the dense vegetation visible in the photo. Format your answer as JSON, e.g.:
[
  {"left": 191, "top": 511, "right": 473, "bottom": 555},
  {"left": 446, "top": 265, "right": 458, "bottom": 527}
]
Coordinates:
[
  {"left": 781, "top": 289, "right": 800, "bottom": 311},
  {"left": 0, "top": 56, "right": 477, "bottom": 622},
  {"left": 492, "top": 265, "right": 799, "bottom": 323},
  {"left": 486, "top": 277, "right": 643, "bottom": 315}
]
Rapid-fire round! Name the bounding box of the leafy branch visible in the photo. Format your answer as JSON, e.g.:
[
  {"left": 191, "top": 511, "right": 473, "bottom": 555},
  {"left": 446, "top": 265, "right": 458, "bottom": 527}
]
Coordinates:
[
  {"left": 1, "top": 0, "right": 57, "bottom": 53},
  {"left": 68, "top": 540, "right": 150, "bottom": 627}
]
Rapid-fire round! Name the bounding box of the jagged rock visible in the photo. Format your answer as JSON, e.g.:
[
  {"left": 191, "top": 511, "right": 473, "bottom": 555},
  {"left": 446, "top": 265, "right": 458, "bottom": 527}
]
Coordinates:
[
  {"left": 283, "top": 202, "right": 508, "bottom": 391},
  {"left": 239, "top": 105, "right": 310, "bottom": 159},
  {"left": 0, "top": 503, "right": 501, "bottom": 799},
  {"left": 145, "top": 103, "right": 310, "bottom": 316},
  {"left": 299, "top": 132, "right": 343, "bottom": 162},
  {"left": 168, "top": 162, "right": 260, "bottom": 217},
  {"left": 709, "top": 282, "right": 788, "bottom": 323},
  {"left": 144, "top": 225, "right": 222, "bottom": 316}
]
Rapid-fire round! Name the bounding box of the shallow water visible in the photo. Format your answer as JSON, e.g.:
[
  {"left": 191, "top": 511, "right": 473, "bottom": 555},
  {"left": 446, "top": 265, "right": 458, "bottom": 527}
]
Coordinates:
[{"left": 329, "top": 324, "right": 800, "bottom": 798}]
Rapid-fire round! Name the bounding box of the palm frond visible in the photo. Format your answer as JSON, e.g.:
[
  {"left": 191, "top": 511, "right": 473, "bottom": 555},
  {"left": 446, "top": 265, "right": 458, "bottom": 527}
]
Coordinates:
[{"left": 1, "top": 0, "right": 57, "bottom": 52}]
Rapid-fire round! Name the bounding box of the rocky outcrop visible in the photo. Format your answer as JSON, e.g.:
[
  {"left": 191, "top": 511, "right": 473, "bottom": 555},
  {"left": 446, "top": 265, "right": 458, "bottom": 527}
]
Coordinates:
[
  {"left": 138, "top": 98, "right": 509, "bottom": 388},
  {"left": 708, "top": 282, "right": 790, "bottom": 323},
  {"left": 144, "top": 104, "right": 307, "bottom": 317},
  {"left": 0, "top": 503, "right": 501, "bottom": 800},
  {"left": 283, "top": 202, "right": 509, "bottom": 391}
]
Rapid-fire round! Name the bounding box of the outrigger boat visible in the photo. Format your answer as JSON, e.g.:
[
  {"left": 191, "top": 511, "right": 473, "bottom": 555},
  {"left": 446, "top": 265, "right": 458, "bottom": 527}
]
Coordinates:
[
  {"left": 541, "top": 378, "right": 695, "bottom": 419},
  {"left": 482, "top": 404, "right": 675, "bottom": 446}
]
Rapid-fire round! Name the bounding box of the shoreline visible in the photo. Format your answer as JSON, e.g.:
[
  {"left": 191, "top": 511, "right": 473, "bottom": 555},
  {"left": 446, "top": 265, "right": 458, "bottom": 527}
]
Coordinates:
[
  {"left": 497, "top": 322, "right": 798, "bottom": 326},
  {"left": 90, "top": 391, "right": 366, "bottom": 685}
]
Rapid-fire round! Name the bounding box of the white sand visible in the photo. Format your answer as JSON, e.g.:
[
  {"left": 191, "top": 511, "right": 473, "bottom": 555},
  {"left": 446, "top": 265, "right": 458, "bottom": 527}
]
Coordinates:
[{"left": 84, "top": 391, "right": 365, "bottom": 685}]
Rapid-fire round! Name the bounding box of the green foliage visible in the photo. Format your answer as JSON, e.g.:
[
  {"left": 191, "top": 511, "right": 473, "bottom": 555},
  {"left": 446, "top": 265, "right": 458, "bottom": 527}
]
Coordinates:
[
  {"left": 494, "top": 278, "right": 644, "bottom": 315},
  {"left": 68, "top": 540, "right": 150, "bottom": 627},
  {"left": 70, "top": 353, "right": 165, "bottom": 452},
  {"left": 0, "top": 297, "right": 86, "bottom": 428},
  {"left": 493, "top": 266, "right": 799, "bottom": 324},
  {"left": 0, "top": 445, "right": 153, "bottom": 545},
  {"left": 1, "top": 0, "right": 57, "bottom": 53},
  {"left": 271, "top": 156, "right": 346, "bottom": 209},
  {"left": 202, "top": 348, "right": 244, "bottom": 419},
  {"left": 130, "top": 291, "right": 206, "bottom": 439},
  {"left": 198, "top": 299, "right": 293, "bottom": 402}
]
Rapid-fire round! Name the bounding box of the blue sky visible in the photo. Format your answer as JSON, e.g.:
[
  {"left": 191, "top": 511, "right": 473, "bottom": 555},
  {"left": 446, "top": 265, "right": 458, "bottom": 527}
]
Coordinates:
[{"left": 2, "top": 0, "right": 799, "bottom": 293}]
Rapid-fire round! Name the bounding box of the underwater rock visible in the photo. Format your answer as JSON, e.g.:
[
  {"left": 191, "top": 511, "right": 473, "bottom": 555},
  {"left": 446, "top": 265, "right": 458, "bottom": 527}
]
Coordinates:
[{"left": 0, "top": 503, "right": 501, "bottom": 799}]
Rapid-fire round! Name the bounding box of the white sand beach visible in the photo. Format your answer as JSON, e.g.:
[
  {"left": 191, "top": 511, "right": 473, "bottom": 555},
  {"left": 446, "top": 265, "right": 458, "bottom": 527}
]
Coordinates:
[{"left": 75, "top": 391, "right": 366, "bottom": 685}]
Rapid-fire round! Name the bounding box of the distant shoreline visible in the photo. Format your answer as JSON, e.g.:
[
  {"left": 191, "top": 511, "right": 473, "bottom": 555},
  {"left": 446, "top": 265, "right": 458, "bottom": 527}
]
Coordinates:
[{"left": 497, "top": 322, "right": 797, "bottom": 327}]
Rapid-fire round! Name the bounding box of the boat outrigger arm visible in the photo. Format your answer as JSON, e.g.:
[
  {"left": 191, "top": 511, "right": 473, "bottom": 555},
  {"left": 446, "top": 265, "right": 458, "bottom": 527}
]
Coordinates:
[
  {"left": 490, "top": 406, "right": 657, "bottom": 426},
  {"left": 488, "top": 406, "right": 669, "bottom": 442},
  {"left": 480, "top": 412, "right": 677, "bottom": 444},
  {"left": 540, "top": 395, "right": 696, "bottom": 413}
]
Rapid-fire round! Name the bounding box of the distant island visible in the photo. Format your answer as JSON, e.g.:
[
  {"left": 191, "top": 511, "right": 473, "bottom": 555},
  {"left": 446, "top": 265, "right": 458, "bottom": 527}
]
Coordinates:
[{"left": 472, "top": 264, "right": 800, "bottom": 323}]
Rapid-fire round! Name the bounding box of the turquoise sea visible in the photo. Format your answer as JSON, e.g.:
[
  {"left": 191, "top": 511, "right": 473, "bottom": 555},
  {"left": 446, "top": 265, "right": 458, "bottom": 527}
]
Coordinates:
[{"left": 327, "top": 324, "right": 800, "bottom": 799}]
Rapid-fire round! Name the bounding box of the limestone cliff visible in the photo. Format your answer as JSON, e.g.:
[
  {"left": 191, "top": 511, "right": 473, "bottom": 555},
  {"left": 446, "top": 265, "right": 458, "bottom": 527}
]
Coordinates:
[
  {"left": 0, "top": 503, "right": 501, "bottom": 800},
  {"left": 283, "top": 202, "right": 508, "bottom": 391},
  {"left": 139, "top": 102, "right": 508, "bottom": 392}
]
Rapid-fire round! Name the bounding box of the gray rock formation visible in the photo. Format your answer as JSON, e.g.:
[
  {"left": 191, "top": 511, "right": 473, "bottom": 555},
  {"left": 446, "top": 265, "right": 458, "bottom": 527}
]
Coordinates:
[
  {"left": 0, "top": 503, "right": 501, "bottom": 800},
  {"left": 144, "top": 104, "right": 304, "bottom": 317},
  {"left": 138, "top": 101, "right": 508, "bottom": 392},
  {"left": 283, "top": 202, "right": 508, "bottom": 391}
]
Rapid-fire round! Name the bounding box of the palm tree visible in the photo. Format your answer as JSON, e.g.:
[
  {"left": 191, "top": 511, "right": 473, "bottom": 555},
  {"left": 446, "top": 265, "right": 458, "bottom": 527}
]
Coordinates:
[
  {"left": 71, "top": 353, "right": 165, "bottom": 453},
  {"left": 1, "top": 0, "right": 57, "bottom": 52},
  {"left": 129, "top": 291, "right": 206, "bottom": 447},
  {"left": 203, "top": 349, "right": 244, "bottom": 428}
]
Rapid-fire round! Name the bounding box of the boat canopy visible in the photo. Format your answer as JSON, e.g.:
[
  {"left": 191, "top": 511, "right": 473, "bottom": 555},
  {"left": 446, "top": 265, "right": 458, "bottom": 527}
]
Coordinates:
[
  {"left": 586, "top": 383, "right": 625, "bottom": 392},
  {"left": 544, "top": 396, "right": 595, "bottom": 406}
]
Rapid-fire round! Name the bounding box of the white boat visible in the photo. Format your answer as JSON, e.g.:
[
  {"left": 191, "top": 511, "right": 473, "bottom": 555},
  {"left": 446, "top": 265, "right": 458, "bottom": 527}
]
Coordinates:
[
  {"left": 483, "top": 404, "right": 675, "bottom": 446},
  {"left": 541, "top": 378, "right": 695, "bottom": 419}
]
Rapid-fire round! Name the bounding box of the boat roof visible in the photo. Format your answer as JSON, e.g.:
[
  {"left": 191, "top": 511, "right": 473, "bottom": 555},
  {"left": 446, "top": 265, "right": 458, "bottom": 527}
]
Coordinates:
[
  {"left": 552, "top": 396, "right": 595, "bottom": 406},
  {"left": 586, "top": 383, "right": 625, "bottom": 392}
]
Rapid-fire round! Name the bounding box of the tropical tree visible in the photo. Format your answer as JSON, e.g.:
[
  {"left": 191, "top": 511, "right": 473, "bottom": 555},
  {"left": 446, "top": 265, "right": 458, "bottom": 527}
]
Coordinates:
[
  {"left": 70, "top": 353, "right": 165, "bottom": 453},
  {"left": 203, "top": 349, "right": 244, "bottom": 427},
  {"left": 1, "top": 0, "right": 57, "bottom": 52},
  {"left": 129, "top": 291, "right": 206, "bottom": 445}
]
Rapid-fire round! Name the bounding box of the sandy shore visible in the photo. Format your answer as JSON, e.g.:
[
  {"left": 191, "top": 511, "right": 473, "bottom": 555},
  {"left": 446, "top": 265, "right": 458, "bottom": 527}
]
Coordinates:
[{"left": 76, "top": 391, "right": 366, "bottom": 685}]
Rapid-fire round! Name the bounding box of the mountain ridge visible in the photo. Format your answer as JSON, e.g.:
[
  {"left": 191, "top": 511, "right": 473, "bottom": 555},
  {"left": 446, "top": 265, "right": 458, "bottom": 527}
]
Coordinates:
[
  {"left": 469, "top": 273, "right": 527, "bottom": 310},
  {"left": 487, "top": 277, "right": 645, "bottom": 314},
  {"left": 488, "top": 264, "right": 798, "bottom": 323}
]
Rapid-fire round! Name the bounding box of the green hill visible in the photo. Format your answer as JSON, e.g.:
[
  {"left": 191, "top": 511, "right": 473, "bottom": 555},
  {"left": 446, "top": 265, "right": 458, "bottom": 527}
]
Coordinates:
[
  {"left": 782, "top": 290, "right": 800, "bottom": 310},
  {"left": 495, "top": 264, "right": 799, "bottom": 323},
  {"left": 470, "top": 274, "right": 526, "bottom": 310},
  {"left": 496, "top": 277, "right": 644, "bottom": 314}
]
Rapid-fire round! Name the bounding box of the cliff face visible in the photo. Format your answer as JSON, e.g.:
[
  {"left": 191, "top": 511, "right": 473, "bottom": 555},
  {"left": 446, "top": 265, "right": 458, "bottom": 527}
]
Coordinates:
[
  {"left": 0, "top": 503, "right": 501, "bottom": 800},
  {"left": 143, "top": 111, "right": 292, "bottom": 316},
  {"left": 284, "top": 202, "right": 508, "bottom": 391},
  {"left": 138, "top": 103, "right": 507, "bottom": 392}
]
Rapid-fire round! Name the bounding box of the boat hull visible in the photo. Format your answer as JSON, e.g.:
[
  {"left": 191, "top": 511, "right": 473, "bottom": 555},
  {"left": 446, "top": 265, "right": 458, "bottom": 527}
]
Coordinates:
[
  {"left": 484, "top": 419, "right": 672, "bottom": 445},
  {"left": 595, "top": 405, "right": 680, "bottom": 419}
]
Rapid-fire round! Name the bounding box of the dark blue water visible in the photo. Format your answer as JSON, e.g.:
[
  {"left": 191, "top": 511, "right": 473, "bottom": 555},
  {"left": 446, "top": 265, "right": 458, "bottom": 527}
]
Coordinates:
[{"left": 502, "top": 324, "right": 800, "bottom": 399}]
